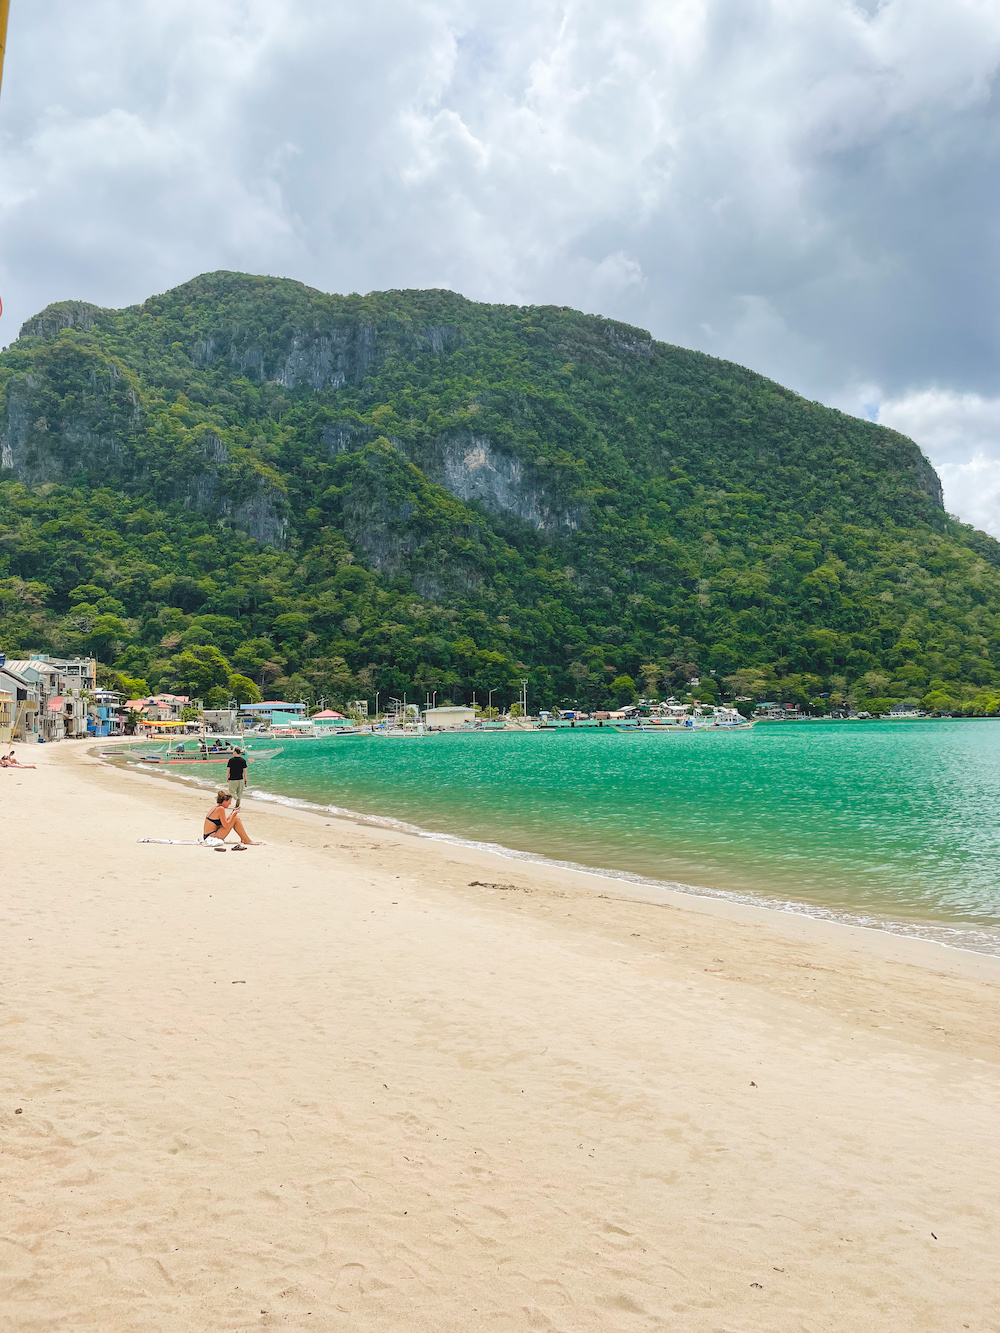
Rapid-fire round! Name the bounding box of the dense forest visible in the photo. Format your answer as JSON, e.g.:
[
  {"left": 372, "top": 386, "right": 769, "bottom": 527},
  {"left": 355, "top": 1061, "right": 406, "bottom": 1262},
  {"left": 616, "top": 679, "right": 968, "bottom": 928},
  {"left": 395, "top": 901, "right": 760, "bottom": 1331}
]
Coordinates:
[{"left": 3, "top": 270, "right": 1000, "bottom": 717}]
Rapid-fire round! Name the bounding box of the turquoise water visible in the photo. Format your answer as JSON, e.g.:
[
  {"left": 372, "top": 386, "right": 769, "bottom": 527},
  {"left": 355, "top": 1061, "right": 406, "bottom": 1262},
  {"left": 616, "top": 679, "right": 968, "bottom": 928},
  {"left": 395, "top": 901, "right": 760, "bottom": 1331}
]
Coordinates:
[{"left": 127, "top": 721, "right": 1000, "bottom": 953}]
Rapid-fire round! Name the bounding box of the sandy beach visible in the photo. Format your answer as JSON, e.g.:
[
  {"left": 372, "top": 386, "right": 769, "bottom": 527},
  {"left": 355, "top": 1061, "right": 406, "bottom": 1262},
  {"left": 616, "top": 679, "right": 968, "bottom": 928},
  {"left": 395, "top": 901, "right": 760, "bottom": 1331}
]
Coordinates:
[{"left": 2, "top": 741, "right": 999, "bottom": 1332}]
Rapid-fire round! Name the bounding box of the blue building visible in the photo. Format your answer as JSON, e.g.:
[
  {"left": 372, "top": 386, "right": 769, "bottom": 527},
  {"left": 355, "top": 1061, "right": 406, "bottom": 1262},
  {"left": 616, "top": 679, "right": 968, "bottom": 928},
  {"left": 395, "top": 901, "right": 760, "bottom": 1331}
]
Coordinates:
[{"left": 87, "top": 689, "right": 125, "bottom": 738}]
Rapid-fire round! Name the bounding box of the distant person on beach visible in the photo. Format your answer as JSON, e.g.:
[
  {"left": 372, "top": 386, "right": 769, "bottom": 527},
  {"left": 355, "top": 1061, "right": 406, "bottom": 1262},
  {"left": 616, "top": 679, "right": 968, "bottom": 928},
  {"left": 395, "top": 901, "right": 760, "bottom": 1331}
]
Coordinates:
[
  {"left": 226, "top": 748, "right": 248, "bottom": 806},
  {"left": 2, "top": 749, "right": 36, "bottom": 769},
  {"left": 203, "top": 790, "right": 259, "bottom": 848}
]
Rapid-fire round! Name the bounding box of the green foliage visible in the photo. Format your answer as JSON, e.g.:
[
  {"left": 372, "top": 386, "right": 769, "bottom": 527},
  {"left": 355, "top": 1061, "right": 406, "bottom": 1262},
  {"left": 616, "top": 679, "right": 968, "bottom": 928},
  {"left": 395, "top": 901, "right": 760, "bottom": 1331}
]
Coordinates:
[
  {"left": 3, "top": 270, "right": 1000, "bottom": 714},
  {"left": 229, "top": 673, "right": 262, "bottom": 704},
  {"left": 96, "top": 664, "right": 150, "bottom": 698}
]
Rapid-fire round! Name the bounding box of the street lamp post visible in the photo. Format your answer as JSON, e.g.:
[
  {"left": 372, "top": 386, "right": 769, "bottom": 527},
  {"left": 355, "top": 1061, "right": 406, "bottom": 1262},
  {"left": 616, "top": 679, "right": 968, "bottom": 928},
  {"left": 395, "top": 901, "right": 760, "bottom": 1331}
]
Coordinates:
[{"left": 488, "top": 688, "right": 494, "bottom": 718}]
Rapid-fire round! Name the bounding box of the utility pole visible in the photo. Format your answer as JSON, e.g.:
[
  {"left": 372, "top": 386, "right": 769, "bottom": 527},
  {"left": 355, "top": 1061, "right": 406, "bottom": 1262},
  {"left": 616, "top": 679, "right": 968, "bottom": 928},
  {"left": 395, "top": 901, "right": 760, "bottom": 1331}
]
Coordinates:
[{"left": 520, "top": 676, "right": 528, "bottom": 717}]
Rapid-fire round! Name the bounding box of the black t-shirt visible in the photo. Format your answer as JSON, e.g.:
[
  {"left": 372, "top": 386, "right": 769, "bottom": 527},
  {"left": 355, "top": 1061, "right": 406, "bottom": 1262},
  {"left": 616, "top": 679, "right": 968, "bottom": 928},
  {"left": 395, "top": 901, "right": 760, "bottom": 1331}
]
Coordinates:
[{"left": 227, "top": 755, "right": 248, "bottom": 780}]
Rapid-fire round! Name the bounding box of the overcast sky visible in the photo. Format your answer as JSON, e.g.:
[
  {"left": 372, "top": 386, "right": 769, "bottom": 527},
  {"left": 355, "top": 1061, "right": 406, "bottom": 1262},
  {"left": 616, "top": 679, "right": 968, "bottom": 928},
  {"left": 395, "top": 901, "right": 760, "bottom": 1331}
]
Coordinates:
[{"left": 4, "top": 1, "right": 1000, "bottom": 531}]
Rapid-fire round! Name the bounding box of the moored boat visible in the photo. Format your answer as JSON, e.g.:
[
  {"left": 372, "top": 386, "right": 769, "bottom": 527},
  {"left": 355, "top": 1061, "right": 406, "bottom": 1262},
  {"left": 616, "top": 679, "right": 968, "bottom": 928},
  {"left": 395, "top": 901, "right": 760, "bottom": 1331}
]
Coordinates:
[{"left": 135, "top": 740, "right": 282, "bottom": 765}]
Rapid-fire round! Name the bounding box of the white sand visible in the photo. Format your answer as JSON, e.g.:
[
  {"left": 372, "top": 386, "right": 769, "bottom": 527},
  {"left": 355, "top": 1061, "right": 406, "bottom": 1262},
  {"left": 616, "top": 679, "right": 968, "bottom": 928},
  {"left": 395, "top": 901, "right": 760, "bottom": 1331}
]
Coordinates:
[{"left": 2, "top": 740, "right": 999, "bottom": 1332}]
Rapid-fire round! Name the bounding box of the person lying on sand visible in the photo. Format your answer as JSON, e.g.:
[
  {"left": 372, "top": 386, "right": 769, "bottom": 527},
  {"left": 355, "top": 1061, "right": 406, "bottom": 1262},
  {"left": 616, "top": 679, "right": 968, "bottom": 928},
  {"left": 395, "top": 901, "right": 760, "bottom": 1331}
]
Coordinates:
[
  {"left": 1, "top": 749, "right": 36, "bottom": 769},
  {"left": 203, "top": 790, "right": 260, "bottom": 849}
]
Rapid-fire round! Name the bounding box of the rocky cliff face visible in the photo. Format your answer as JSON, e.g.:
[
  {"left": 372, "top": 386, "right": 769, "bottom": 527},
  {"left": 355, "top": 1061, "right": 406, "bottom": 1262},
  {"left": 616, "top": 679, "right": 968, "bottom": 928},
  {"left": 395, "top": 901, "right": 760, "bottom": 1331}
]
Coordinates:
[
  {"left": 0, "top": 333, "right": 288, "bottom": 546},
  {"left": 0, "top": 353, "right": 143, "bottom": 487},
  {"left": 187, "top": 300, "right": 459, "bottom": 394},
  {"left": 182, "top": 436, "right": 288, "bottom": 546},
  {"left": 18, "top": 300, "right": 107, "bottom": 342},
  {"left": 320, "top": 422, "right": 579, "bottom": 534},
  {"left": 330, "top": 441, "right": 505, "bottom": 599},
  {"left": 3, "top": 271, "right": 950, "bottom": 592},
  {"left": 278, "top": 325, "right": 378, "bottom": 391},
  {"left": 430, "top": 431, "right": 581, "bottom": 533}
]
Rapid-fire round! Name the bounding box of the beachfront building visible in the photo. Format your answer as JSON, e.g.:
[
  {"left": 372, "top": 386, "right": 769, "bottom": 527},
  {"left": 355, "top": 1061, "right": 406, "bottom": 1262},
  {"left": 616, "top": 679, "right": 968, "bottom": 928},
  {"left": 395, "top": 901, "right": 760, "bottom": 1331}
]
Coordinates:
[
  {"left": 148, "top": 693, "right": 191, "bottom": 721},
  {"left": 4, "top": 659, "right": 88, "bottom": 740},
  {"left": 26, "top": 654, "right": 97, "bottom": 693},
  {"left": 0, "top": 683, "right": 12, "bottom": 745},
  {"left": 423, "top": 704, "right": 476, "bottom": 730},
  {"left": 0, "top": 662, "right": 39, "bottom": 741},
  {"left": 5, "top": 655, "right": 104, "bottom": 740},
  {"left": 240, "top": 701, "right": 307, "bottom": 728},
  {"left": 753, "top": 702, "right": 802, "bottom": 719},
  {"left": 44, "top": 692, "right": 90, "bottom": 740},
  {"left": 312, "top": 708, "right": 349, "bottom": 730},
  {"left": 88, "top": 690, "right": 125, "bottom": 737},
  {"left": 203, "top": 708, "right": 240, "bottom": 733},
  {"left": 124, "top": 693, "right": 192, "bottom": 726}
]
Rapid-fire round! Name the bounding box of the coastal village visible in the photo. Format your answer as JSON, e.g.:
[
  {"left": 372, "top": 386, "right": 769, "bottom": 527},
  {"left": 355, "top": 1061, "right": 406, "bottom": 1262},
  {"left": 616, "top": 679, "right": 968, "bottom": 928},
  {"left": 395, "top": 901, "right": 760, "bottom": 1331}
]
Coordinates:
[
  {"left": 0, "top": 652, "right": 162, "bottom": 745},
  {"left": 2, "top": 650, "right": 930, "bottom": 748}
]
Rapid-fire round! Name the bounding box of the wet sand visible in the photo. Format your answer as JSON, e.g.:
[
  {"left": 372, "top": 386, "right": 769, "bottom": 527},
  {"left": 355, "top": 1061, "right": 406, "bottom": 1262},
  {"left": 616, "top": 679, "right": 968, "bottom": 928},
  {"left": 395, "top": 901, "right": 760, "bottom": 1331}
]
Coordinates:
[{"left": 2, "top": 739, "right": 999, "bottom": 1331}]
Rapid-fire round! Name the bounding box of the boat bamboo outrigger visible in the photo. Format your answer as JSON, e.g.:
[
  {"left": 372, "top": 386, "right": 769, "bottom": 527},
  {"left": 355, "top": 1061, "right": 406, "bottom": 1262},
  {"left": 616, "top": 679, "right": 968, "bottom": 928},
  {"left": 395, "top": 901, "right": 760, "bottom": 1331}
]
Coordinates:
[{"left": 135, "top": 738, "right": 282, "bottom": 765}]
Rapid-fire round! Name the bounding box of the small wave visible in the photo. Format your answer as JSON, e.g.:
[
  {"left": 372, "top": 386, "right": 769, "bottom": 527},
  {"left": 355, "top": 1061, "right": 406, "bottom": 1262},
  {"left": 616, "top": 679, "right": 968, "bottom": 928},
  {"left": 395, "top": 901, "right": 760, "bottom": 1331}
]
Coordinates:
[
  {"left": 247, "top": 785, "right": 1000, "bottom": 959},
  {"left": 104, "top": 753, "right": 1000, "bottom": 958}
]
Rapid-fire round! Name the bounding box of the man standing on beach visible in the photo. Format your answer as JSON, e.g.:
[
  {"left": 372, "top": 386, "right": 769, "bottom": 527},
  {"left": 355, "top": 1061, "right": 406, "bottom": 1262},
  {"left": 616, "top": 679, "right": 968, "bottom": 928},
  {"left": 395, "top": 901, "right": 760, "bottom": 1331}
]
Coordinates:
[{"left": 226, "top": 747, "right": 248, "bottom": 807}]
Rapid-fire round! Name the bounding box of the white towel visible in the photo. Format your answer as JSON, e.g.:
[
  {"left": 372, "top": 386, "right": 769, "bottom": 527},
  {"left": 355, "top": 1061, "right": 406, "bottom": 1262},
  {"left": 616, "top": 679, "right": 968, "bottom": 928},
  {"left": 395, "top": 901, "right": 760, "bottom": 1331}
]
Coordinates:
[{"left": 137, "top": 838, "right": 207, "bottom": 845}]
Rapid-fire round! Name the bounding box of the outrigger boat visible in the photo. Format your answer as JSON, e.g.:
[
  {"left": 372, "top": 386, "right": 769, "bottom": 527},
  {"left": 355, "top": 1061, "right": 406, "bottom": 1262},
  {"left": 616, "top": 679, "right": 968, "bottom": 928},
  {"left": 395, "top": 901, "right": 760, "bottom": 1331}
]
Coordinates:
[
  {"left": 135, "top": 738, "right": 282, "bottom": 765},
  {"left": 612, "top": 707, "right": 755, "bottom": 732}
]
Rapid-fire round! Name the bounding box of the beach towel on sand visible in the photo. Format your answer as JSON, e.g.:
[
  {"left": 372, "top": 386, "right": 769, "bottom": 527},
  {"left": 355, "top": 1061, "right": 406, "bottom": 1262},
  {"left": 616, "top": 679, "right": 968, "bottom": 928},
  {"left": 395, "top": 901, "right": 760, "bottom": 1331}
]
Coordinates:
[
  {"left": 137, "top": 838, "right": 260, "bottom": 850},
  {"left": 138, "top": 838, "right": 220, "bottom": 846}
]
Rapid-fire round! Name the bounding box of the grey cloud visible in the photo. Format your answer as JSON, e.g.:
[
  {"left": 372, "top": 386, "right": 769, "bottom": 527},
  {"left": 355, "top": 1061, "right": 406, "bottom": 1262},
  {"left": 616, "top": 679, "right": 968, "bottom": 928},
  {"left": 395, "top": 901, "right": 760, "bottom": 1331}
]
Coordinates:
[{"left": 4, "top": 0, "right": 1000, "bottom": 526}]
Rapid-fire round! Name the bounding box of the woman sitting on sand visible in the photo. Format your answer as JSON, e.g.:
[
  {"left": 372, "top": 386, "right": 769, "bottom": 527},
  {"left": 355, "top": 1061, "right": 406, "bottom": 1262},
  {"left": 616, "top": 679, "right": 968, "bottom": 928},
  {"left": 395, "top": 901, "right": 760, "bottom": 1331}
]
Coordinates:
[
  {"left": 2, "top": 749, "right": 35, "bottom": 769},
  {"left": 203, "top": 790, "right": 259, "bottom": 849}
]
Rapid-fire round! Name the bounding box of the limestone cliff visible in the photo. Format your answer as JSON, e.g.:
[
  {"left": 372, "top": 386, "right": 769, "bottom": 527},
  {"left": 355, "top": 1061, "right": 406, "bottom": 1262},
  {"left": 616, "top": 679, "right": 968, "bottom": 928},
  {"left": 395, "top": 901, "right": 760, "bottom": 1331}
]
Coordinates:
[{"left": 2, "top": 269, "right": 950, "bottom": 609}]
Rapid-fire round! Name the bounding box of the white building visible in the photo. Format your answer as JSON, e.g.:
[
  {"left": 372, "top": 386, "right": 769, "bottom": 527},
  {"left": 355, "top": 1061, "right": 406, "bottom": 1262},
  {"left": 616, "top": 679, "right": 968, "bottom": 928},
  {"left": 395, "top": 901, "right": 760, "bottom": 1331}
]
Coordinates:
[
  {"left": 0, "top": 683, "right": 12, "bottom": 745},
  {"left": 5, "top": 660, "right": 82, "bottom": 740},
  {"left": 423, "top": 705, "right": 476, "bottom": 730},
  {"left": 21, "top": 654, "right": 96, "bottom": 691},
  {"left": 0, "top": 662, "right": 39, "bottom": 741}
]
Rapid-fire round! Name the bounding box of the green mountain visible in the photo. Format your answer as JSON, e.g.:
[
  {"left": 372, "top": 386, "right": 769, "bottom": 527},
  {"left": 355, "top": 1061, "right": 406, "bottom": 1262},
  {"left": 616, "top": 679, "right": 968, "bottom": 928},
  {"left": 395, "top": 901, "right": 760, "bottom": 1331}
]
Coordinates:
[{"left": 2, "top": 269, "right": 999, "bottom": 716}]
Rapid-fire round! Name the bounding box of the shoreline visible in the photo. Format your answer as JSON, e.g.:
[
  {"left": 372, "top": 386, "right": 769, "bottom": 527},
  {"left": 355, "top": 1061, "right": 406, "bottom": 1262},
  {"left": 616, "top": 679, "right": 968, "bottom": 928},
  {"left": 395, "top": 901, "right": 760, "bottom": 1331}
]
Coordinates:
[
  {"left": 98, "top": 739, "right": 1000, "bottom": 976},
  {"left": 5, "top": 740, "right": 1000, "bottom": 1329}
]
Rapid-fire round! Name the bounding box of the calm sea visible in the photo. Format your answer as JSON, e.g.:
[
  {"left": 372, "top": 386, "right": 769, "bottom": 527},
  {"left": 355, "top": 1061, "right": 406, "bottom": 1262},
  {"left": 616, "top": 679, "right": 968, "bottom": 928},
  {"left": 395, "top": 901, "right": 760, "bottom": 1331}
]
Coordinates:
[{"left": 127, "top": 720, "right": 1000, "bottom": 955}]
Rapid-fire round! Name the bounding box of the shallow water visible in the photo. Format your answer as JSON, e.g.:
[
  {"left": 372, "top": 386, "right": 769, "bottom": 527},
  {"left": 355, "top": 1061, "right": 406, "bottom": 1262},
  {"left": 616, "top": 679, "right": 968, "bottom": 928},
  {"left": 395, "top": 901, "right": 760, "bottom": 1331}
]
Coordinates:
[{"left": 124, "top": 720, "right": 1000, "bottom": 954}]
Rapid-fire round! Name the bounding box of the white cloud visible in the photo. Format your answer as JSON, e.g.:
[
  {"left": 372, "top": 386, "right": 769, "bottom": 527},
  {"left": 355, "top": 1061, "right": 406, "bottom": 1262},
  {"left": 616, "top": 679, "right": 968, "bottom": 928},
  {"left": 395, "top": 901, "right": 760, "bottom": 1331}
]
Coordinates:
[
  {"left": 878, "top": 390, "right": 1000, "bottom": 538},
  {"left": 4, "top": 1, "right": 1000, "bottom": 528}
]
